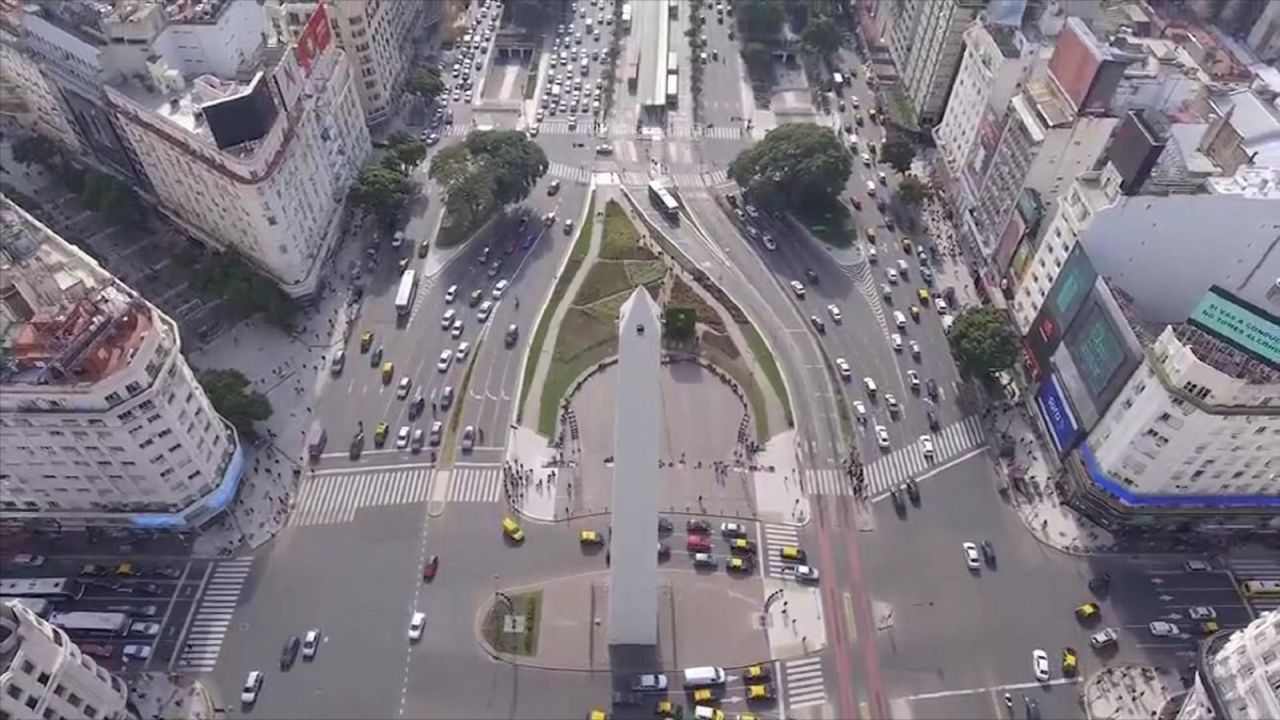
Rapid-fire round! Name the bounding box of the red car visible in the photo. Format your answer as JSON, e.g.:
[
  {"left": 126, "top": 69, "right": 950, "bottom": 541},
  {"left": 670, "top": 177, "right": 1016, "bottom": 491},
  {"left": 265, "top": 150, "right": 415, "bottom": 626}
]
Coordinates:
[
  {"left": 850, "top": 196, "right": 862, "bottom": 210},
  {"left": 686, "top": 535, "right": 712, "bottom": 552},
  {"left": 423, "top": 554, "right": 439, "bottom": 581},
  {"left": 80, "top": 644, "right": 114, "bottom": 659}
]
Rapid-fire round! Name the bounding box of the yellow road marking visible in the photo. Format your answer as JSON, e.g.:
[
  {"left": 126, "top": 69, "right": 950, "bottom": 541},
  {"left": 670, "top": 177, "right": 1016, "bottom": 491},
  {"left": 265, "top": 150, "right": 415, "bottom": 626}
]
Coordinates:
[{"left": 843, "top": 591, "right": 857, "bottom": 643}]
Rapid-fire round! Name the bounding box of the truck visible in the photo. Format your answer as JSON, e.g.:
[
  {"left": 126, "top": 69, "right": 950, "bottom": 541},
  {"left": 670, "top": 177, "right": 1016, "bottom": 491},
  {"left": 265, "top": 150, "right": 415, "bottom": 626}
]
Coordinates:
[{"left": 49, "top": 611, "right": 130, "bottom": 636}]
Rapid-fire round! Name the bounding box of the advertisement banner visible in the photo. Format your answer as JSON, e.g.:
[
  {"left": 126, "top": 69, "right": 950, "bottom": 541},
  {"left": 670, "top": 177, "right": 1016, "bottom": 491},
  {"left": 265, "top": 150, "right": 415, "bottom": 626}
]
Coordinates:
[{"left": 1036, "top": 373, "right": 1082, "bottom": 455}]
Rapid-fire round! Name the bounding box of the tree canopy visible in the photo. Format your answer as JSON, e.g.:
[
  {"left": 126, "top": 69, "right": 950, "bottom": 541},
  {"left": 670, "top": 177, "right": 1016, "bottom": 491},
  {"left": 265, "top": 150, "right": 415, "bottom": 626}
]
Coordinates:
[
  {"left": 383, "top": 131, "right": 427, "bottom": 172},
  {"left": 349, "top": 165, "right": 412, "bottom": 223},
  {"left": 198, "top": 369, "right": 273, "bottom": 435},
  {"left": 897, "top": 176, "right": 932, "bottom": 207},
  {"left": 948, "top": 306, "right": 1019, "bottom": 378},
  {"left": 728, "top": 124, "right": 851, "bottom": 212},
  {"left": 737, "top": 0, "right": 784, "bottom": 41},
  {"left": 430, "top": 130, "right": 547, "bottom": 229},
  {"left": 880, "top": 138, "right": 916, "bottom": 175},
  {"left": 406, "top": 67, "right": 445, "bottom": 103},
  {"left": 802, "top": 17, "right": 842, "bottom": 58}
]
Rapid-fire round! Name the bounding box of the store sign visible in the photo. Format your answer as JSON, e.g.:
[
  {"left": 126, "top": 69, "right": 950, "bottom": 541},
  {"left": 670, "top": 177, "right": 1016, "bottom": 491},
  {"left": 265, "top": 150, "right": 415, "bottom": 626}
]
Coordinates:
[{"left": 1036, "top": 373, "right": 1081, "bottom": 454}]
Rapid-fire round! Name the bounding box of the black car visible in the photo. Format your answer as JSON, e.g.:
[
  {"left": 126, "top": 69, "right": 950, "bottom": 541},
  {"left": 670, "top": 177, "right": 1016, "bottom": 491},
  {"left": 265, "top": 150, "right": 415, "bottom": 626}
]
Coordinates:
[
  {"left": 981, "top": 540, "right": 996, "bottom": 566},
  {"left": 658, "top": 517, "right": 673, "bottom": 534},
  {"left": 925, "top": 378, "right": 939, "bottom": 400},
  {"left": 926, "top": 411, "right": 941, "bottom": 431},
  {"left": 130, "top": 583, "right": 161, "bottom": 596},
  {"left": 468, "top": 289, "right": 484, "bottom": 307},
  {"left": 905, "top": 478, "right": 920, "bottom": 504},
  {"left": 280, "top": 636, "right": 301, "bottom": 670},
  {"left": 686, "top": 519, "right": 712, "bottom": 534},
  {"left": 803, "top": 268, "right": 819, "bottom": 284}
]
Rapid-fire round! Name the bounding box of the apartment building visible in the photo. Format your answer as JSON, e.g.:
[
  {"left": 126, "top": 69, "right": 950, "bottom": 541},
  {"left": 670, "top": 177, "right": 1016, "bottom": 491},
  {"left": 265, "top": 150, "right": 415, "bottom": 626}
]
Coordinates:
[
  {"left": 886, "top": 0, "right": 983, "bottom": 127},
  {"left": 1178, "top": 611, "right": 1280, "bottom": 720}
]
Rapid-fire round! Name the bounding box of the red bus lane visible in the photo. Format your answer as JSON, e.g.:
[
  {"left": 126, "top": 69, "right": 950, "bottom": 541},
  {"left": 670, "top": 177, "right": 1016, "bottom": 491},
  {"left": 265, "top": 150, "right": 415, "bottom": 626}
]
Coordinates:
[
  {"left": 846, "top": 523, "right": 889, "bottom": 719},
  {"left": 815, "top": 502, "right": 859, "bottom": 719}
]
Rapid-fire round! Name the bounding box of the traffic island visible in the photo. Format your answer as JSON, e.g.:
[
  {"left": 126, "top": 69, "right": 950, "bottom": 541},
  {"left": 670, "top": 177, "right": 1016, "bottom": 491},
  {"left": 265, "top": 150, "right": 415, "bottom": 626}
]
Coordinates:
[{"left": 480, "top": 589, "right": 543, "bottom": 656}]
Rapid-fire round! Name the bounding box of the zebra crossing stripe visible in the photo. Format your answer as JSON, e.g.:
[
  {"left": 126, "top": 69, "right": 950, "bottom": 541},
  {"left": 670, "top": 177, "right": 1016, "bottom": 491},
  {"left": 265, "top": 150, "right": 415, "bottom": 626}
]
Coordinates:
[
  {"left": 289, "top": 468, "right": 434, "bottom": 527},
  {"left": 785, "top": 657, "right": 827, "bottom": 708},
  {"left": 447, "top": 465, "right": 503, "bottom": 503},
  {"left": 762, "top": 524, "right": 801, "bottom": 578},
  {"left": 177, "top": 559, "right": 254, "bottom": 672}
]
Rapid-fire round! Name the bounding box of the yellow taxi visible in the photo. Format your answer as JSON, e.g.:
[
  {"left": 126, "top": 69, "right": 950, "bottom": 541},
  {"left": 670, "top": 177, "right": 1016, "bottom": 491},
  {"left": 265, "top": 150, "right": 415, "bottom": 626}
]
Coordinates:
[
  {"left": 1199, "top": 621, "right": 1220, "bottom": 636},
  {"left": 730, "top": 538, "right": 755, "bottom": 554},
  {"left": 779, "top": 546, "right": 806, "bottom": 561},
  {"left": 587, "top": 710, "right": 608, "bottom": 720},
  {"left": 580, "top": 530, "right": 604, "bottom": 545},
  {"left": 865, "top": 228, "right": 877, "bottom": 243},
  {"left": 1061, "top": 647, "right": 1078, "bottom": 675},
  {"left": 114, "top": 562, "right": 137, "bottom": 576},
  {"left": 692, "top": 688, "right": 715, "bottom": 704},
  {"left": 374, "top": 422, "right": 390, "bottom": 445},
  {"left": 1075, "top": 602, "right": 1099, "bottom": 620},
  {"left": 743, "top": 664, "right": 770, "bottom": 681},
  {"left": 381, "top": 361, "right": 395, "bottom": 383},
  {"left": 917, "top": 288, "right": 930, "bottom": 303},
  {"left": 727, "top": 557, "right": 751, "bottom": 572},
  {"left": 502, "top": 516, "right": 525, "bottom": 542},
  {"left": 746, "top": 684, "right": 775, "bottom": 701},
  {"left": 736, "top": 714, "right": 758, "bottom": 720},
  {"left": 360, "top": 331, "right": 373, "bottom": 351},
  {"left": 655, "top": 700, "right": 684, "bottom": 718}
]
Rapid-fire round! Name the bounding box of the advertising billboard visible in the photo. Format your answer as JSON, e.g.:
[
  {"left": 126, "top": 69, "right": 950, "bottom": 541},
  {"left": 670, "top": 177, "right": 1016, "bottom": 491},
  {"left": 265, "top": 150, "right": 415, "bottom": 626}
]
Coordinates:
[
  {"left": 294, "top": 5, "right": 333, "bottom": 77},
  {"left": 1064, "top": 300, "right": 1129, "bottom": 398},
  {"left": 1046, "top": 17, "right": 1103, "bottom": 113},
  {"left": 1036, "top": 373, "right": 1083, "bottom": 455},
  {"left": 1046, "top": 244, "right": 1097, "bottom": 329},
  {"left": 1187, "top": 286, "right": 1280, "bottom": 367}
]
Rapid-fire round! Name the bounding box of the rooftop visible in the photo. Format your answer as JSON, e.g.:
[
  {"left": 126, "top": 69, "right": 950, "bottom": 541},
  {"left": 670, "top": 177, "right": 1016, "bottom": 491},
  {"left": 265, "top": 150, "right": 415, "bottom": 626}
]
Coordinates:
[
  {"left": 1024, "top": 77, "right": 1075, "bottom": 129},
  {"left": 1210, "top": 89, "right": 1280, "bottom": 168},
  {"left": 987, "top": 24, "right": 1023, "bottom": 59}
]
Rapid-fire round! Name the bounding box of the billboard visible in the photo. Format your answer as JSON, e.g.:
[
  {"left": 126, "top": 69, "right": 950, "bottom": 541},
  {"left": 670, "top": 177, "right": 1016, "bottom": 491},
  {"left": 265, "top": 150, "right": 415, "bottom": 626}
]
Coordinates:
[
  {"left": 1046, "top": 244, "right": 1096, "bottom": 329},
  {"left": 1064, "top": 300, "right": 1129, "bottom": 397},
  {"left": 1036, "top": 373, "right": 1083, "bottom": 455},
  {"left": 294, "top": 5, "right": 333, "bottom": 77},
  {"left": 1187, "top": 286, "right": 1280, "bottom": 367},
  {"left": 1046, "top": 17, "right": 1103, "bottom": 113}
]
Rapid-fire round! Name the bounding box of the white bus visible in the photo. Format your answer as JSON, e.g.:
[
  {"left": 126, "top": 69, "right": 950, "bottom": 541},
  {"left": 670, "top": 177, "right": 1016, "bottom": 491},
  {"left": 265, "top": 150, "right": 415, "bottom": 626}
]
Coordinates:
[
  {"left": 0, "top": 577, "right": 82, "bottom": 600},
  {"left": 648, "top": 180, "right": 680, "bottom": 222},
  {"left": 49, "top": 611, "right": 130, "bottom": 636},
  {"left": 395, "top": 269, "right": 418, "bottom": 316}
]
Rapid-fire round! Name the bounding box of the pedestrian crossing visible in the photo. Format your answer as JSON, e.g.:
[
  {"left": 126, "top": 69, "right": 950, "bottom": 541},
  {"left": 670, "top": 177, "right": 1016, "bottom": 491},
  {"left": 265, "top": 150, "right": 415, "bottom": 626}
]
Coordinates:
[
  {"left": 807, "top": 416, "right": 986, "bottom": 498},
  {"left": 290, "top": 467, "right": 434, "bottom": 527},
  {"left": 762, "top": 523, "right": 802, "bottom": 579},
  {"left": 548, "top": 161, "right": 593, "bottom": 185},
  {"left": 1228, "top": 557, "right": 1280, "bottom": 614},
  {"left": 448, "top": 464, "right": 503, "bottom": 503},
  {"left": 783, "top": 656, "right": 828, "bottom": 711},
  {"left": 176, "top": 558, "right": 254, "bottom": 672},
  {"left": 616, "top": 170, "right": 730, "bottom": 190}
]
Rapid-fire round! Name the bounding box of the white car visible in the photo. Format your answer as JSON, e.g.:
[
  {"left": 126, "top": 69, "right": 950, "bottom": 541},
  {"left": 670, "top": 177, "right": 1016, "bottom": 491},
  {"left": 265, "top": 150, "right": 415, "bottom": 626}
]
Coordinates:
[
  {"left": 397, "top": 377, "right": 412, "bottom": 399},
  {"left": 456, "top": 341, "right": 471, "bottom": 360},
  {"left": 396, "top": 426, "right": 411, "bottom": 449},
  {"left": 720, "top": 522, "right": 747, "bottom": 537},
  {"left": 451, "top": 318, "right": 464, "bottom": 339},
  {"left": 875, "top": 425, "right": 890, "bottom": 448},
  {"left": 852, "top": 400, "right": 867, "bottom": 421},
  {"left": 1089, "top": 628, "right": 1119, "bottom": 648},
  {"left": 827, "top": 304, "right": 843, "bottom": 322},
  {"left": 891, "top": 333, "right": 903, "bottom": 351},
  {"left": 1149, "top": 621, "right": 1180, "bottom": 637},
  {"left": 886, "top": 268, "right": 899, "bottom": 284},
  {"left": 477, "top": 300, "right": 494, "bottom": 321},
  {"left": 241, "top": 671, "right": 264, "bottom": 704},
  {"left": 122, "top": 644, "right": 152, "bottom": 661},
  {"left": 129, "top": 621, "right": 160, "bottom": 636},
  {"left": 909, "top": 340, "right": 921, "bottom": 358},
  {"left": 885, "top": 394, "right": 899, "bottom": 413},
  {"left": 441, "top": 308, "right": 457, "bottom": 329},
  {"left": 906, "top": 370, "right": 920, "bottom": 389},
  {"left": 492, "top": 279, "right": 509, "bottom": 298},
  {"left": 409, "top": 611, "right": 426, "bottom": 641},
  {"left": 863, "top": 377, "right": 877, "bottom": 395},
  {"left": 919, "top": 435, "right": 935, "bottom": 457},
  {"left": 836, "top": 357, "right": 851, "bottom": 378},
  {"left": 1188, "top": 606, "right": 1217, "bottom": 620},
  {"left": 794, "top": 565, "right": 820, "bottom": 582},
  {"left": 789, "top": 280, "right": 806, "bottom": 297},
  {"left": 963, "top": 542, "right": 981, "bottom": 569},
  {"left": 445, "top": 284, "right": 458, "bottom": 303},
  {"left": 935, "top": 297, "right": 949, "bottom": 313},
  {"left": 437, "top": 349, "right": 453, "bottom": 372},
  {"left": 861, "top": 153, "right": 872, "bottom": 166},
  {"left": 302, "top": 629, "right": 321, "bottom": 659},
  {"left": 1032, "top": 649, "right": 1050, "bottom": 681},
  {"left": 867, "top": 246, "right": 878, "bottom": 263}
]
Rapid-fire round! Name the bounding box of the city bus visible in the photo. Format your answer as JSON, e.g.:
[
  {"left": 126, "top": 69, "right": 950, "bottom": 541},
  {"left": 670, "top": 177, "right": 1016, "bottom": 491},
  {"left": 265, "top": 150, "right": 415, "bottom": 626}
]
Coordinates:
[
  {"left": 0, "top": 577, "right": 83, "bottom": 600},
  {"left": 49, "top": 611, "right": 131, "bottom": 636},
  {"left": 648, "top": 180, "right": 680, "bottom": 222},
  {"left": 394, "top": 269, "right": 418, "bottom": 316},
  {"left": 1241, "top": 579, "right": 1280, "bottom": 597},
  {"left": 0, "top": 597, "right": 52, "bottom": 618}
]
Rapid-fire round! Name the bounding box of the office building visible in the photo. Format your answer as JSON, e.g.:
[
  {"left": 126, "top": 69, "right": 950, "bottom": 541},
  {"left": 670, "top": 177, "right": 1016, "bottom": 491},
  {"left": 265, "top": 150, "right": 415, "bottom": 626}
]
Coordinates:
[
  {"left": 886, "top": 0, "right": 983, "bottom": 127},
  {"left": 0, "top": 195, "right": 244, "bottom": 532},
  {"left": 1178, "top": 610, "right": 1280, "bottom": 719}
]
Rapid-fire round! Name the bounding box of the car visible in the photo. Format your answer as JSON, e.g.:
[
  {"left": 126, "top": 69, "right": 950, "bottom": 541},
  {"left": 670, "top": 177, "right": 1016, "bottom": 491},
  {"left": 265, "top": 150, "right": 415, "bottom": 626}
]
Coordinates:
[
  {"left": 1184, "top": 560, "right": 1212, "bottom": 572},
  {"left": 478, "top": 300, "right": 494, "bottom": 321},
  {"left": 835, "top": 357, "right": 852, "bottom": 378},
  {"left": 720, "top": 522, "right": 747, "bottom": 538},
  {"left": 827, "top": 304, "right": 843, "bottom": 322},
  {"left": 793, "top": 565, "right": 820, "bottom": 582},
  {"left": 451, "top": 318, "right": 465, "bottom": 338},
  {"left": 1062, "top": 647, "right": 1079, "bottom": 675},
  {"left": 789, "top": 280, "right": 805, "bottom": 297},
  {"left": 779, "top": 546, "right": 807, "bottom": 562},
  {"left": 1075, "top": 602, "right": 1100, "bottom": 620},
  {"left": 906, "top": 370, "right": 920, "bottom": 390},
  {"left": 11, "top": 554, "right": 46, "bottom": 567},
  {"left": 917, "top": 288, "right": 931, "bottom": 303},
  {"left": 488, "top": 259, "right": 503, "bottom": 278},
  {"left": 692, "top": 553, "right": 717, "bottom": 568},
  {"left": 1032, "top": 650, "right": 1050, "bottom": 681},
  {"left": 927, "top": 410, "right": 940, "bottom": 431},
  {"left": 505, "top": 324, "right": 520, "bottom": 347},
  {"left": 381, "top": 361, "right": 395, "bottom": 383},
  {"left": 241, "top": 671, "right": 264, "bottom": 704},
  {"left": 492, "top": 279, "right": 509, "bottom": 298},
  {"left": 744, "top": 664, "right": 771, "bottom": 681},
  {"left": 935, "top": 297, "right": 949, "bottom": 313},
  {"left": 1149, "top": 621, "right": 1180, "bottom": 637},
  {"left": 861, "top": 152, "right": 872, "bottom": 166},
  {"left": 408, "top": 611, "right": 426, "bottom": 641},
  {"left": 885, "top": 394, "right": 899, "bottom": 413},
  {"left": 80, "top": 643, "right": 113, "bottom": 659},
  {"left": 981, "top": 540, "right": 995, "bottom": 565},
  {"left": 963, "top": 542, "right": 981, "bottom": 569},
  {"left": 886, "top": 268, "right": 899, "bottom": 284},
  {"left": 920, "top": 265, "right": 934, "bottom": 284},
  {"left": 410, "top": 428, "right": 425, "bottom": 451},
  {"left": 867, "top": 246, "right": 878, "bottom": 264},
  {"left": 727, "top": 557, "right": 752, "bottom": 572},
  {"left": 441, "top": 308, "right": 457, "bottom": 329},
  {"left": 852, "top": 400, "right": 867, "bottom": 422},
  {"left": 330, "top": 349, "right": 345, "bottom": 375},
  {"left": 460, "top": 425, "right": 476, "bottom": 452},
  {"left": 437, "top": 349, "right": 453, "bottom": 372},
  {"left": 131, "top": 582, "right": 161, "bottom": 596},
  {"left": 1189, "top": 606, "right": 1217, "bottom": 620},
  {"left": 891, "top": 333, "right": 903, "bottom": 352},
  {"left": 687, "top": 535, "right": 712, "bottom": 552},
  {"left": 580, "top": 530, "right": 605, "bottom": 545},
  {"left": 850, "top": 195, "right": 862, "bottom": 210},
  {"left": 456, "top": 341, "right": 471, "bottom": 361},
  {"left": 925, "top": 378, "right": 939, "bottom": 400},
  {"left": 863, "top": 377, "right": 877, "bottom": 396},
  {"left": 1198, "top": 621, "right": 1220, "bottom": 636},
  {"left": 423, "top": 555, "right": 439, "bottom": 581},
  {"left": 396, "top": 426, "right": 411, "bottom": 449},
  {"left": 374, "top": 422, "right": 389, "bottom": 446},
  {"left": 687, "top": 519, "right": 712, "bottom": 533},
  {"left": 122, "top": 644, "right": 152, "bottom": 661},
  {"left": 80, "top": 563, "right": 109, "bottom": 577},
  {"left": 919, "top": 435, "right": 934, "bottom": 457},
  {"left": 881, "top": 283, "right": 892, "bottom": 300},
  {"left": 108, "top": 604, "right": 158, "bottom": 617},
  {"left": 302, "top": 629, "right": 321, "bottom": 659},
  {"left": 729, "top": 538, "right": 755, "bottom": 554},
  {"left": 428, "top": 420, "right": 443, "bottom": 447},
  {"left": 548, "top": 179, "right": 562, "bottom": 195},
  {"left": 280, "top": 635, "right": 301, "bottom": 670},
  {"left": 440, "top": 385, "right": 455, "bottom": 409},
  {"left": 469, "top": 288, "right": 484, "bottom": 307},
  {"left": 810, "top": 315, "right": 826, "bottom": 333},
  {"left": 478, "top": 246, "right": 491, "bottom": 264},
  {"left": 1089, "top": 627, "right": 1119, "bottom": 648},
  {"left": 360, "top": 331, "right": 374, "bottom": 352},
  {"left": 444, "top": 284, "right": 458, "bottom": 303},
  {"left": 129, "top": 621, "right": 160, "bottom": 636},
  {"left": 397, "top": 377, "right": 412, "bottom": 399},
  {"left": 875, "top": 425, "right": 890, "bottom": 448}
]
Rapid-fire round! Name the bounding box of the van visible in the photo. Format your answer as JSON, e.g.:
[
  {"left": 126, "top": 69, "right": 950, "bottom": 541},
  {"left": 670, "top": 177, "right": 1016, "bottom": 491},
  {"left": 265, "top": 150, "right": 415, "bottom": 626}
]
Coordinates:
[
  {"left": 683, "top": 666, "right": 727, "bottom": 688},
  {"left": 893, "top": 311, "right": 907, "bottom": 329}
]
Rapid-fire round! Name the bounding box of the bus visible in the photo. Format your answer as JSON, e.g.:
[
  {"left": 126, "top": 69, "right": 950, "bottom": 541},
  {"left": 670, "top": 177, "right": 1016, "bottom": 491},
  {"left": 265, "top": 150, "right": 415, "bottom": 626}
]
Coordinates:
[
  {"left": 0, "top": 577, "right": 83, "bottom": 600},
  {"left": 394, "top": 269, "right": 418, "bottom": 316},
  {"left": 1, "top": 597, "right": 52, "bottom": 618},
  {"left": 648, "top": 180, "right": 680, "bottom": 222},
  {"left": 49, "top": 611, "right": 130, "bottom": 636},
  {"left": 665, "top": 74, "right": 679, "bottom": 108},
  {"left": 1241, "top": 579, "right": 1280, "bottom": 597}
]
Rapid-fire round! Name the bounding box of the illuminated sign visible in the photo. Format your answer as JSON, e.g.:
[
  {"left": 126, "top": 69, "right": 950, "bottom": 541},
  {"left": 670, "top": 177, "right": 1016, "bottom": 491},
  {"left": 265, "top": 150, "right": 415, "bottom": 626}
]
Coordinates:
[
  {"left": 1036, "top": 373, "right": 1081, "bottom": 455},
  {"left": 295, "top": 5, "right": 332, "bottom": 77},
  {"left": 1048, "top": 246, "right": 1095, "bottom": 327},
  {"left": 1187, "top": 286, "right": 1280, "bottom": 367},
  {"left": 1065, "top": 303, "right": 1127, "bottom": 397}
]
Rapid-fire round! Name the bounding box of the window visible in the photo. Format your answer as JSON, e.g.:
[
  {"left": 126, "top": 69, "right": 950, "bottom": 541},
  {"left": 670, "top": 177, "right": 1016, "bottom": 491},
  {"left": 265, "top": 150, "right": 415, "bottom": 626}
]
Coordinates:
[
  {"left": 20, "top": 659, "right": 35, "bottom": 675},
  {"left": 43, "top": 708, "right": 58, "bottom": 720},
  {"left": 24, "top": 697, "right": 37, "bottom": 711},
  {"left": 67, "top": 692, "right": 82, "bottom": 708},
  {"left": 84, "top": 707, "right": 97, "bottom": 720},
  {"left": 6, "top": 684, "right": 22, "bottom": 700},
  {"left": 36, "top": 671, "right": 50, "bottom": 686}
]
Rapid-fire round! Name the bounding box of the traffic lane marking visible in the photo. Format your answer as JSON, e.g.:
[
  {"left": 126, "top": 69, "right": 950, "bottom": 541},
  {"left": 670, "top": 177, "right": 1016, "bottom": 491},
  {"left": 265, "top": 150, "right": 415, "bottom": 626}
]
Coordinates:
[{"left": 903, "top": 677, "right": 1082, "bottom": 701}]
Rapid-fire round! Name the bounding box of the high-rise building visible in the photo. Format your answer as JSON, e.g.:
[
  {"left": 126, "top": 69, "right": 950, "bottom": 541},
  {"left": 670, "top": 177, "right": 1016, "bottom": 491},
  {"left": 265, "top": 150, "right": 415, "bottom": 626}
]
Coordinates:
[
  {"left": 1177, "top": 611, "right": 1280, "bottom": 719},
  {"left": 0, "top": 22, "right": 81, "bottom": 150},
  {"left": 102, "top": 2, "right": 370, "bottom": 298},
  {"left": 0, "top": 194, "right": 244, "bottom": 533},
  {"left": 272, "top": 0, "right": 442, "bottom": 126},
  {"left": 1, "top": 600, "right": 130, "bottom": 720},
  {"left": 887, "top": 0, "right": 984, "bottom": 127}
]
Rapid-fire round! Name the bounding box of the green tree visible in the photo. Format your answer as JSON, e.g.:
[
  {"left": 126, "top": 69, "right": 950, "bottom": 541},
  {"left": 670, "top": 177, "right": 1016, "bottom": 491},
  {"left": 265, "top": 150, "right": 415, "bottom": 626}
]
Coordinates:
[
  {"left": 881, "top": 138, "right": 916, "bottom": 175},
  {"left": 443, "top": 165, "right": 496, "bottom": 227},
  {"left": 741, "top": 41, "right": 773, "bottom": 77},
  {"left": 198, "top": 369, "right": 272, "bottom": 435},
  {"left": 949, "top": 307, "right": 1019, "bottom": 378},
  {"left": 897, "top": 176, "right": 932, "bottom": 207},
  {"left": 381, "top": 131, "right": 427, "bottom": 172},
  {"left": 11, "top": 135, "right": 58, "bottom": 167},
  {"left": 429, "top": 144, "right": 476, "bottom": 189},
  {"left": 802, "top": 17, "right": 842, "bottom": 58},
  {"left": 463, "top": 130, "right": 549, "bottom": 205},
  {"left": 348, "top": 165, "right": 411, "bottom": 222},
  {"left": 729, "top": 123, "right": 851, "bottom": 213},
  {"left": 737, "top": 0, "right": 784, "bottom": 41},
  {"left": 406, "top": 67, "right": 445, "bottom": 103}
]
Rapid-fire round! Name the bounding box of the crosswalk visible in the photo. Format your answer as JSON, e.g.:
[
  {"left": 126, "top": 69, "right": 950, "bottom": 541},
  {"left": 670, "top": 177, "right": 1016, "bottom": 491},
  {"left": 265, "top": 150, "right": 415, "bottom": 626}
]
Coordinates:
[
  {"left": 807, "top": 416, "right": 986, "bottom": 498},
  {"left": 548, "top": 161, "right": 593, "bottom": 184},
  {"left": 615, "top": 170, "right": 730, "bottom": 190},
  {"left": 290, "top": 467, "right": 435, "bottom": 527},
  {"left": 176, "top": 558, "right": 254, "bottom": 672},
  {"left": 448, "top": 464, "right": 503, "bottom": 502},
  {"left": 783, "top": 656, "right": 828, "bottom": 711},
  {"left": 762, "top": 523, "right": 802, "bottom": 579},
  {"left": 1228, "top": 557, "right": 1280, "bottom": 614}
]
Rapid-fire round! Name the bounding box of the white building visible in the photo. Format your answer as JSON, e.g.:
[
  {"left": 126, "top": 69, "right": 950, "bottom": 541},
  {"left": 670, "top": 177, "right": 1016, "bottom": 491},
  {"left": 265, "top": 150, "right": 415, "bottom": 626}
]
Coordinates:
[
  {"left": 1178, "top": 610, "right": 1280, "bottom": 719},
  {"left": 887, "top": 0, "right": 983, "bottom": 126},
  {"left": 103, "top": 3, "right": 370, "bottom": 298},
  {"left": 0, "top": 195, "right": 243, "bottom": 532},
  {"left": 0, "top": 600, "right": 129, "bottom": 720},
  {"left": 273, "top": 0, "right": 441, "bottom": 126},
  {"left": 934, "top": 20, "right": 1035, "bottom": 181}
]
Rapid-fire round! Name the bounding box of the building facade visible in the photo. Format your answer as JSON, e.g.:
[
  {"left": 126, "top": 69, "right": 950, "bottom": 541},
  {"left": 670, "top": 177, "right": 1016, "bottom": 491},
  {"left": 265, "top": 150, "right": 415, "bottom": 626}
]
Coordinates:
[
  {"left": 1178, "top": 611, "right": 1280, "bottom": 719},
  {"left": 1, "top": 601, "right": 129, "bottom": 720},
  {"left": 0, "top": 195, "right": 243, "bottom": 532},
  {"left": 0, "top": 24, "right": 82, "bottom": 150},
  {"left": 887, "top": 0, "right": 983, "bottom": 127}
]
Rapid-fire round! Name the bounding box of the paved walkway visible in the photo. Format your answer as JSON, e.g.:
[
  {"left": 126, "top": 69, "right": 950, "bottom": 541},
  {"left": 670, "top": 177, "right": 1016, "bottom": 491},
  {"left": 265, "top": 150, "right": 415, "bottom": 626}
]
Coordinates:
[
  {"left": 128, "top": 673, "right": 214, "bottom": 720},
  {"left": 754, "top": 429, "right": 811, "bottom": 526},
  {"left": 1083, "top": 664, "right": 1179, "bottom": 720}
]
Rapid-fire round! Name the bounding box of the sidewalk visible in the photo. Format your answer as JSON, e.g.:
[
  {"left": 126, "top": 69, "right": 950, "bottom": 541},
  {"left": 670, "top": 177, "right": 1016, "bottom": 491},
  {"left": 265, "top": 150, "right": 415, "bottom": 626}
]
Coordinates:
[
  {"left": 764, "top": 579, "right": 828, "bottom": 658},
  {"left": 754, "top": 429, "right": 811, "bottom": 526},
  {"left": 1083, "top": 664, "right": 1180, "bottom": 720},
  {"left": 128, "top": 672, "right": 214, "bottom": 720}
]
